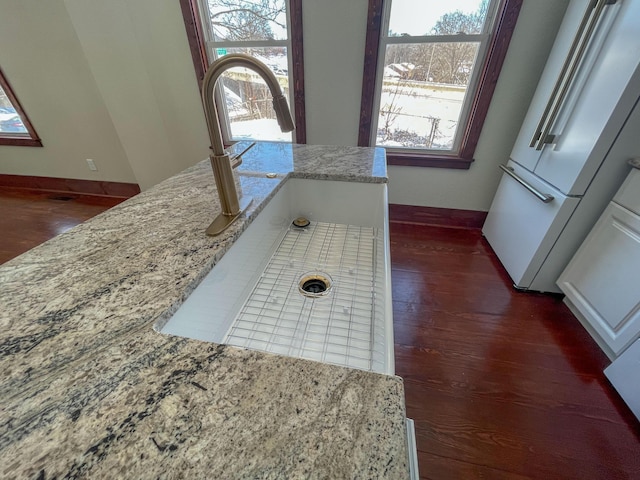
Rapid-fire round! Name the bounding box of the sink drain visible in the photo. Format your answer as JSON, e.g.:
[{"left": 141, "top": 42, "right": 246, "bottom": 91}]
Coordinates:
[
  {"left": 292, "top": 217, "right": 311, "bottom": 228},
  {"left": 298, "top": 272, "right": 332, "bottom": 298}
]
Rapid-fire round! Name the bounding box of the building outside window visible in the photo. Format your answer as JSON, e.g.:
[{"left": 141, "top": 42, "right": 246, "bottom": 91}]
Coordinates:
[
  {"left": 359, "top": 0, "right": 521, "bottom": 168},
  {"left": 184, "top": 0, "right": 305, "bottom": 144}
]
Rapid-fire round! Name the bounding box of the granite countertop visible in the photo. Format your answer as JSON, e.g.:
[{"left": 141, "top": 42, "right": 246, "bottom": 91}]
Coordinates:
[{"left": 0, "top": 142, "right": 408, "bottom": 479}]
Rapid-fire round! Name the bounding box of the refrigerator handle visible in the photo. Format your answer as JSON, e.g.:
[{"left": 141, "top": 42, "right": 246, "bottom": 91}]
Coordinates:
[
  {"left": 500, "top": 165, "right": 555, "bottom": 203},
  {"left": 529, "top": 0, "right": 617, "bottom": 150}
]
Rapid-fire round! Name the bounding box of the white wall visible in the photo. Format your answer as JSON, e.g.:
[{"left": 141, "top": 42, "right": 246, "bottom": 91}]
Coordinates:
[
  {"left": 64, "top": 0, "right": 210, "bottom": 190},
  {"left": 0, "top": 1, "right": 136, "bottom": 183},
  {"left": 0, "top": 0, "right": 569, "bottom": 205},
  {"left": 302, "top": 0, "right": 369, "bottom": 146},
  {"left": 0, "top": 0, "right": 209, "bottom": 190}
]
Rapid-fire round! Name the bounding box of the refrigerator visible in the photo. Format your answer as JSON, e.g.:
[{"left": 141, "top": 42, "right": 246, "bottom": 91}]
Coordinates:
[{"left": 482, "top": 0, "right": 640, "bottom": 293}]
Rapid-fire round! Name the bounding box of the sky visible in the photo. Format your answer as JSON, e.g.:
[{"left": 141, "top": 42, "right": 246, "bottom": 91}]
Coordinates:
[{"left": 388, "top": 0, "right": 485, "bottom": 36}]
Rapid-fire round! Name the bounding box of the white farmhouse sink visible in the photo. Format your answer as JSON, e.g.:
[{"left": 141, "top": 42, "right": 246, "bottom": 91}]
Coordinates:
[{"left": 158, "top": 178, "right": 394, "bottom": 375}]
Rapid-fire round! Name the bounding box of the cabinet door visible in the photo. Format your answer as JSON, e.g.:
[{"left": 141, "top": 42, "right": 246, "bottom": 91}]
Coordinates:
[
  {"left": 614, "top": 169, "right": 640, "bottom": 216},
  {"left": 558, "top": 202, "right": 640, "bottom": 355},
  {"left": 604, "top": 339, "right": 640, "bottom": 421}
]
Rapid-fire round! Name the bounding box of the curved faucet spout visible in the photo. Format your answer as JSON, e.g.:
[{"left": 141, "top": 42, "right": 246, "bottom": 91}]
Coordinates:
[
  {"left": 200, "top": 53, "right": 295, "bottom": 236},
  {"left": 201, "top": 54, "right": 295, "bottom": 156}
]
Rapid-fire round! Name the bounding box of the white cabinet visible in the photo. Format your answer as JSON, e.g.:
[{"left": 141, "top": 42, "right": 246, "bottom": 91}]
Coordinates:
[
  {"left": 558, "top": 168, "right": 640, "bottom": 359},
  {"left": 614, "top": 162, "right": 640, "bottom": 216},
  {"left": 604, "top": 338, "right": 640, "bottom": 421}
]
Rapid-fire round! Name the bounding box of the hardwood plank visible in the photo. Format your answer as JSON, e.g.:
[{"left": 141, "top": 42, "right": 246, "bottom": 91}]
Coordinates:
[
  {"left": 399, "top": 355, "right": 633, "bottom": 427},
  {"left": 0, "top": 187, "right": 123, "bottom": 264},
  {"left": 389, "top": 204, "right": 488, "bottom": 229},
  {"left": 390, "top": 221, "right": 494, "bottom": 256},
  {"left": 392, "top": 300, "right": 603, "bottom": 353},
  {"left": 390, "top": 221, "right": 640, "bottom": 479},
  {"left": 394, "top": 330, "right": 610, "bottom": 379},
  {"left": 0, "top": 173, "right": 140, "bottom": 198},
  {"left": 408, "top": 385, "right": 640, "bottom": 479},
  {"left": 416, "top": 450, "right": 533, "bottom": 480}
]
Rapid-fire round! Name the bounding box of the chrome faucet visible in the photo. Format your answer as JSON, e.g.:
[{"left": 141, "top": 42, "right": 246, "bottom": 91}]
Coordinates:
[{"left": 201, "top": 54, "right": 295, "bottom": 236}]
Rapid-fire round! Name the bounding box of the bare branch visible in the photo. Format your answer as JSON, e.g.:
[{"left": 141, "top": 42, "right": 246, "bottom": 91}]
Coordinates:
[{"left": 207, "top": 0, "right": 286, "bottom": 41}]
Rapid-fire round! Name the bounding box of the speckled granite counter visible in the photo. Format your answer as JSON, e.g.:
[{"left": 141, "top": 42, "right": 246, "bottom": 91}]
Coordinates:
[{"left": 0, "top": 143, "right": 408, "bottom": 478}]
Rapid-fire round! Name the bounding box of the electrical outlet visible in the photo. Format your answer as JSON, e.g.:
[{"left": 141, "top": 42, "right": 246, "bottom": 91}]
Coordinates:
[{"left": 86, "top": 159, "right": 98, "bottom": 171}]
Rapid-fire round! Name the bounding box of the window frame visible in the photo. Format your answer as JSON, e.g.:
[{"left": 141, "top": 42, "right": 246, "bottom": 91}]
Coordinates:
[
  {"left": 0, "top": 68, "right": 42, "bottom": 147},
  {"left": 358, "top": 0, "right": 522, "bottom": 169},
  {"left": 180, "top": 0, "right": 306, "bottom": 144}
]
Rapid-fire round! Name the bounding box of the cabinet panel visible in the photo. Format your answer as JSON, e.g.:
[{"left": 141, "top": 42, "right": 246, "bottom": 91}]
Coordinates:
[
  {"left": 558, "top": 202, "right": 640, "bottom": 355},
  {"left": 614, "top": 169, "right": 640, "bottom": 216},
  {"left": 604, "top": 338, "right": 640, "bottom": 421}
]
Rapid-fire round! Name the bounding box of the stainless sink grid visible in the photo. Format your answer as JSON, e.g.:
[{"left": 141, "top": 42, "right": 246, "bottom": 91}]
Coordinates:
[{"left": 223, "top": 221, "right": 381, "bottom": 371}]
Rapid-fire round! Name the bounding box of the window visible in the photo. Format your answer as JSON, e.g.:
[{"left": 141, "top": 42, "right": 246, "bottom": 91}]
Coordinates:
[
  {"left": 359, "top": 0, "right": 521, "bottom": 168},
  {"left": 0, "top": 68, "right": 41, "bottom": 147},
  {"left": 180, "top": 0, "right": 306, "bottom": 144}
]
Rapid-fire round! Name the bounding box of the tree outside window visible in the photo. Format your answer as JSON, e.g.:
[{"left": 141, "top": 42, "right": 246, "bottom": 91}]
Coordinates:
[
  {"left": 359, "top": 0, "right": 522, "bottom": 169},
  {"left": 189, "top": 0, "right": 303, "bottom": 144}
]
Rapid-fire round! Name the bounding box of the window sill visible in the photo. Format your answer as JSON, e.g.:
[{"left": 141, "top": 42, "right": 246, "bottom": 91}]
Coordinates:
[
  {"left": 386, "top": 152, "right": 473, "bottom": 170},
  {"left": 0, "top": 137, "right": 43, "bottom": 147}
]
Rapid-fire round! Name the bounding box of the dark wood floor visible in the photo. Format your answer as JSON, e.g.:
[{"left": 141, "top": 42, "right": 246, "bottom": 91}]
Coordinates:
[
  {"left": 1, "top": 188, "right": 639, "bottom": 479},
  {"left": 0, "top": 187, "right": 124, "bottom": 264},
  {"left": 390, "top": 221, "right": 640, "bottom": 479}
]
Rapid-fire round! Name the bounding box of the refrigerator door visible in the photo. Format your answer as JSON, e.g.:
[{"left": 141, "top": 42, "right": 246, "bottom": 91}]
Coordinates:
[
  {"left": 534, "top": 0, "right": 640, "bottom": 195},
  {"left": 482, "top": 161, "right": 580, "bottom": 292},
  {"left": 509, "top": 0, "right": 589, "bottom": 173}
]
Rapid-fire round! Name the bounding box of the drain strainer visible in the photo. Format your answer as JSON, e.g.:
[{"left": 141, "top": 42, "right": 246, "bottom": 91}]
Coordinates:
[
  {"left": 292, "top": 217, "right": 311, "bottom": 228},
  {"left": 298, "top": 272, "right": 333, "bottom": 298}
]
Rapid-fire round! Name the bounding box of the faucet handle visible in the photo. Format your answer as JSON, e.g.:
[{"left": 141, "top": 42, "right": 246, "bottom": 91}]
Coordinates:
[
  {"left": 230, "top": 155, "right": 243, "bottom": 169},
  {"left": 229, "top": 142, "right": 257, "bottom": 169}
]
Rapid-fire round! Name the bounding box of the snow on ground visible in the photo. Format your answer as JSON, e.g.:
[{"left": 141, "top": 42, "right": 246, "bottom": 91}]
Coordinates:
[
  {"left": 230, "top": 118, "right": 293, "bottom": 142},
  {"left": 223, "top": 80, "right": 467, "bottom": 148},
  {"left": 378, "top": 82, "right": 467, "bottom": 149}
]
